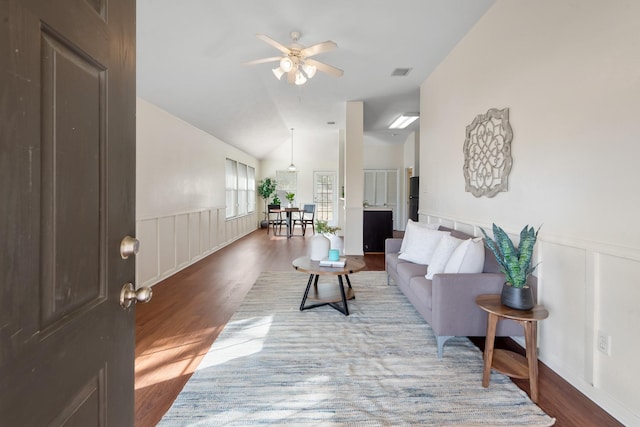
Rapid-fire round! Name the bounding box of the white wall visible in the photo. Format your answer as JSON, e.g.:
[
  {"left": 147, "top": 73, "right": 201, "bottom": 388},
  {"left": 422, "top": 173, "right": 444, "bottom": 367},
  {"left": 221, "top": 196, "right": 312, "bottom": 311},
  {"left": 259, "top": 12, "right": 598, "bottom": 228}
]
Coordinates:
[
  {"left": 363, "top": 139, "right": 404, "bottom": 170},
  {"left": 257, "top": 125, "right": 410, "bottom": 231},
  {"left": 402, "top": 131, "right": 419, "bottom": 177},
  {"left": 259, "top": 129, "right": 340, "bottom": 215},
  {"left": 136, "top": 98, "right": 259, "bottom": 287},
  {"left": 419, "top": 1, "right": 640, "bottom": 424},
  {"left": 401, "top": 131, "right": 420, "bottom": 230}
]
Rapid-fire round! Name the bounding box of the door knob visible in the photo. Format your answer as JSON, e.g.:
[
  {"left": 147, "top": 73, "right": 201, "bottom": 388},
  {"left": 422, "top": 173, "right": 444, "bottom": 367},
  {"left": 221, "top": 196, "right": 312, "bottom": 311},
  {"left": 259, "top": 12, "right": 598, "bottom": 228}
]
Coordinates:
[
  {"left": 120, "top": 236, "right": 140, "bottom": 259},
  {"left": 120, "top": 282, "right": 152, "bottom": 308}
]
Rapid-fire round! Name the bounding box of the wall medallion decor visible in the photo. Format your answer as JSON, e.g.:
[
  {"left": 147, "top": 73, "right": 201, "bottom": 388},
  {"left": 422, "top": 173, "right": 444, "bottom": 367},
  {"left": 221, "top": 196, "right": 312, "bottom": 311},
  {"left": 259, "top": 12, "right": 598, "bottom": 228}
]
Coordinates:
[{"left": 463, "top": 108, "right": 513, "bottom": 198}]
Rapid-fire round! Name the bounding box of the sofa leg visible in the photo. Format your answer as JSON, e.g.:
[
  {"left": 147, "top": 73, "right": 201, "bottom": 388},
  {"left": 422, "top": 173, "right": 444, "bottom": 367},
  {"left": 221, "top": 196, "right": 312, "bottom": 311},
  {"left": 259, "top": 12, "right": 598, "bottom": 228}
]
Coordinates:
[{"left": 436, "top": 335, "right": 454, "bottom": 359}]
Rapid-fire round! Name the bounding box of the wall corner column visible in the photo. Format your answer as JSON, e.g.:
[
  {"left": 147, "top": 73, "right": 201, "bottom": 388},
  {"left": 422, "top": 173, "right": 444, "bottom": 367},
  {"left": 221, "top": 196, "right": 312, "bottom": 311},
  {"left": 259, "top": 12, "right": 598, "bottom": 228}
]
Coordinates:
[{"left": 344, "top": 101, "right": 364, "bottom": 255}]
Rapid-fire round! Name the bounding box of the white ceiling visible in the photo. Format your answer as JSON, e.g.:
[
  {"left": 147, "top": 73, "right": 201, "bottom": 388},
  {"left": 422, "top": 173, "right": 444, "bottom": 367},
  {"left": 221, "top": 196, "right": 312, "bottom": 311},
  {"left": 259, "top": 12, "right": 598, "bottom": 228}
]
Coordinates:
[{"left": 137, "top": 0, "right": 494, "bottom": 159}]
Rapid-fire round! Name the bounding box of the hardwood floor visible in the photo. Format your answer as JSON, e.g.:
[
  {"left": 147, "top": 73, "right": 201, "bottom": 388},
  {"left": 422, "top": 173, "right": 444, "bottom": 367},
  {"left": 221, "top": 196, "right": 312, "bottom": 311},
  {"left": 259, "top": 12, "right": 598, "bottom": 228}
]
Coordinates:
[{"left": 135, "top": 228, "right": 622, "bottom": 427}]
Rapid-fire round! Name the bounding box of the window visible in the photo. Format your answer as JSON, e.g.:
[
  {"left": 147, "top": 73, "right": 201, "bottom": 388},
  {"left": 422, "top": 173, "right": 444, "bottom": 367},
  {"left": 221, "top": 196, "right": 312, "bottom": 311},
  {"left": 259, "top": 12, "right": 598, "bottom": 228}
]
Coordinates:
[
  {"left": 225, "top": 159, "right": 237, "bottom": 218},
  {"left": 313, "top": 171, "right": 336, "bottom": 223},
  {"left": 247, "top": 166, "right": 255, "bottom": 213},
  {"left": 237, "top": 163, "right": 247, "bottom": 216},
  {"left": 276, "top": 170, "right": 297, "bottom": 194},
  {"left": 225, "top": 158, "right": 256, "bottom": 219},
  {"left": 275, "top": 170, "right": 297, "bottom": 207}
]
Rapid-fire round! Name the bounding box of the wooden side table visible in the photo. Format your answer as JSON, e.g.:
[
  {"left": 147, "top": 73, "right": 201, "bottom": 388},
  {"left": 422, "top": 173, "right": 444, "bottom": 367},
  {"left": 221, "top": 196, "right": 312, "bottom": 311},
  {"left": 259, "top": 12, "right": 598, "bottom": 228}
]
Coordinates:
[{"left": 476, "top": 294, "right": 549, "bottom": 403}]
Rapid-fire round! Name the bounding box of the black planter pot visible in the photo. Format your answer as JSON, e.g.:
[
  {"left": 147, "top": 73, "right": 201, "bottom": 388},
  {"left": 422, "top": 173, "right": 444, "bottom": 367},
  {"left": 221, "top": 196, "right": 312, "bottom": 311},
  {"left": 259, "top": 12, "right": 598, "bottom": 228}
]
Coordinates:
[{"left": 501, "top": 283, "right": 534, "bottom": 310}]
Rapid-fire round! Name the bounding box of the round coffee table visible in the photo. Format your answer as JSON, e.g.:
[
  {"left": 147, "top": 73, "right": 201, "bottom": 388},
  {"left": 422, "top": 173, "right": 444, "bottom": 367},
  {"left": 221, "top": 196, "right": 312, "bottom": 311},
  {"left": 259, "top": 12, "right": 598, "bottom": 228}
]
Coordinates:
[{"left": 292, "top": 256, "right": 366, "bottom": 316}]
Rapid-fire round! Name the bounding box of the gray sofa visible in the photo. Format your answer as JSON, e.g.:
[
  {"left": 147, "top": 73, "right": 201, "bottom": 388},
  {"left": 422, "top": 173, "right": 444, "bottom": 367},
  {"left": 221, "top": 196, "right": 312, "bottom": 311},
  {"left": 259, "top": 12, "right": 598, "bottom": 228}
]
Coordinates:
[{"left": 385, "top": 226, "right": 535, "bottom": 358}]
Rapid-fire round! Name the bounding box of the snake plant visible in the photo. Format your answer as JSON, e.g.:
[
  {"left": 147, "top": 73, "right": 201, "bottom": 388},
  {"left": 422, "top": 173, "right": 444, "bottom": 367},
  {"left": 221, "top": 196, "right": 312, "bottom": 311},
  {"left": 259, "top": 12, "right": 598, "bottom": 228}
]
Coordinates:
[{"left": 481, "top": 224, "right": 540, "bottom": 288}]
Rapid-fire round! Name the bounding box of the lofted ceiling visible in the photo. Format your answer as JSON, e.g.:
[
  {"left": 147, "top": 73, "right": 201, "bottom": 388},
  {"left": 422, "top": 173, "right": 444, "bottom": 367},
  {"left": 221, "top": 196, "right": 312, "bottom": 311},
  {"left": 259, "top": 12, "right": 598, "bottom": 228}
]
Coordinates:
[{"left": 137, "top": 0, "right": 494, "bottom": 160}]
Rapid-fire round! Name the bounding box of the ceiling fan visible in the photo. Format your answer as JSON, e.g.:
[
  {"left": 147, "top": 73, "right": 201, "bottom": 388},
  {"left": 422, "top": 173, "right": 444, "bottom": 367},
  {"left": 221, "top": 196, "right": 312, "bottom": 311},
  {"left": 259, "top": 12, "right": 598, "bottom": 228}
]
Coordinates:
[{"left": 244, "top": 31, "right": 344, "bottom": 85}]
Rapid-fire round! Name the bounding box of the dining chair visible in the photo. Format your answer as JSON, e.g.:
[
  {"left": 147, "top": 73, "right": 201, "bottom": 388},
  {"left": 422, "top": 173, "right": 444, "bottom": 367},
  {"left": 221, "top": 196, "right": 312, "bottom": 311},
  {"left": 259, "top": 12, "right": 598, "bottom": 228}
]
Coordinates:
[
  {"left": 267, "top": 204, "right": 285, "bottom": 235},
  {"left": 293, "top": 204, "right": 315, "bottom": 236}
]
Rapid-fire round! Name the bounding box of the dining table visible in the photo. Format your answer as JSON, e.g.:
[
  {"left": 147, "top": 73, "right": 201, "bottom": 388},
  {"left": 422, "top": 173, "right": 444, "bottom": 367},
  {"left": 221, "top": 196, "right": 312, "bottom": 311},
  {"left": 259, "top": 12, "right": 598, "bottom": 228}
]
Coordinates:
[{"left": 270, "top": 207, "right": 300, "bottom": 238}]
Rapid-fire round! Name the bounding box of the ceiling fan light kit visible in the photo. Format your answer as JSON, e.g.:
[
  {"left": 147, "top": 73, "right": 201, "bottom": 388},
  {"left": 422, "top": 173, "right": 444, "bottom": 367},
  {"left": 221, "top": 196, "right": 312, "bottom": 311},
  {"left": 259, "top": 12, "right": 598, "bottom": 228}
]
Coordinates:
[
  {"left": 272, "top": 67, "right": 285, "bottom": 80},
  {"left": 245, "top": 31, "right": 343, "bottom": 85},
  {"left": 280, "top": 56, "right": 294, "bottom": 72},
  {"left": 294, "top": 70, "right": 307, "bottom": 86},
  {"left": 302, "top": 63, "right": 316, "bottom": 78}
]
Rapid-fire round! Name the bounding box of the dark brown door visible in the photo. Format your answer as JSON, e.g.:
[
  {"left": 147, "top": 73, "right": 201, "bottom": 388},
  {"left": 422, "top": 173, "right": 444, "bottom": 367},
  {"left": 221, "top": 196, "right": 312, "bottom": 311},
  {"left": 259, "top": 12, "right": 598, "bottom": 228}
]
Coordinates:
[{"left": 1, "top": 0, "right": 136, "bottom": 425}]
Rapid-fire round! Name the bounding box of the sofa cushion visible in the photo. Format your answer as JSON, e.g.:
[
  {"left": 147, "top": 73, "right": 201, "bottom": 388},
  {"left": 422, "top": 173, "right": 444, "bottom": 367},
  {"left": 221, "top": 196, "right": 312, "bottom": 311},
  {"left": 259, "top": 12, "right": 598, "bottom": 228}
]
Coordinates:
[
  {"left": 448, "top": 229, "right": 473, "bottom": 240},
  {"left": 439, "top": 226, "right": 498, "bottom": 274},
  {"left": 400, "top": 220, "right": 440, "bottom": 253},
  {"left": 399, "top": 228, "right": 449, "bottom": 265},
  {"left": 482, "top": 246, "right": 502, "bottom": 273},
  {"left": 444, "top": 237, "right": 486, "bottom": 274},
  {"left": 408, "top": 275, "right": 433, "bottom": 310},
  {"left": 385, "top": 252, "right": 408, "bottom": 275},
  {"left": 397, "top": 262, "right": 428, "bottom": 284},
  {"left": 425, "top": 234, "right": 466, "bottom": 279}
]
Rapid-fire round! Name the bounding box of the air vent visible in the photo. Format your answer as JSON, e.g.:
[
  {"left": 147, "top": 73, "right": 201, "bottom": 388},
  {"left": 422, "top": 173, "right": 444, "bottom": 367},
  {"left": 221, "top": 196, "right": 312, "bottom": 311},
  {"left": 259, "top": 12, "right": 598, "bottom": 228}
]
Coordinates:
[
  {"left": 327, "top": 121, "right": 336, "bottom": 125},
  {"left": 391, "top": 68, "right": 412, "bottom": 77}
]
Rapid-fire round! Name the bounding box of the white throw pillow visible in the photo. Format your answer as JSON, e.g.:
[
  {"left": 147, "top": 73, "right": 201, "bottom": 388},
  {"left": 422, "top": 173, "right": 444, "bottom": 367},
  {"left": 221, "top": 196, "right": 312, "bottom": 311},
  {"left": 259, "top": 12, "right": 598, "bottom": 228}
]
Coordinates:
[
  {"left": 400, "top": 220, "right": 441, "bottom": 254},
  {"left": 425, "top": 234, "right": 465, "bottom": 279},
  {"left": 398, "top": 228, "right": 449, "bottom": 265},
  {"left": 444, "top": 237, "right": 486, "bottom": 274}
]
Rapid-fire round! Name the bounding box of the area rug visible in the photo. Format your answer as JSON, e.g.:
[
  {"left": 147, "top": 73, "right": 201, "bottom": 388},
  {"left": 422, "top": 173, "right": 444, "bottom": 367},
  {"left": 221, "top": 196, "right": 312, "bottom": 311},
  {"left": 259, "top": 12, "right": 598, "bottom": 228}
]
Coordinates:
[{"left": 159, "top": 271, "right": 555, "bottom": 426}]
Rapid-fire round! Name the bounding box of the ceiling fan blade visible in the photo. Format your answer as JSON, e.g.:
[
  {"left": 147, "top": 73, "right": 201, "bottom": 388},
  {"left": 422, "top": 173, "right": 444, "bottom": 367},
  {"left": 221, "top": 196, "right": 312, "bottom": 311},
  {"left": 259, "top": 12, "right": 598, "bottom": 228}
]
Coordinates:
[
  {"left": 300, "top": 41, "right": 337, "bottom": 58},
  {"left": 256, "top": 34, "right": 290, "bottom": 54},
  {"left": 305, "top": 58, "right": 344, "bottom": 77},
  {"left": 242, "top": 56, "right": 282, "bottom": 66}
]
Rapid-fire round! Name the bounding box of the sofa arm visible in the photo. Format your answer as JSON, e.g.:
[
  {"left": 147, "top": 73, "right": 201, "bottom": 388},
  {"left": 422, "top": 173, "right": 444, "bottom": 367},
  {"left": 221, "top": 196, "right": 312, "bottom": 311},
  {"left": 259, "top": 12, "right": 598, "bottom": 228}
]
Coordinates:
[
  {"left": 385, "top": 238, "right": 403, "bottom": 254},
  {"left": 430, "top": 273, "right": 509, "bottom": 336}
]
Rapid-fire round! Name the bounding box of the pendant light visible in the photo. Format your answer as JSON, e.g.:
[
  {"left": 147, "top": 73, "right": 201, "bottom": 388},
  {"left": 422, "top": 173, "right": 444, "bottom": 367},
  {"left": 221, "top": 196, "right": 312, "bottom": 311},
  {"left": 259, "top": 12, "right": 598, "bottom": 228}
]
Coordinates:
[{"left": 288, "top": 128, "right": 297, "bottom": 172}]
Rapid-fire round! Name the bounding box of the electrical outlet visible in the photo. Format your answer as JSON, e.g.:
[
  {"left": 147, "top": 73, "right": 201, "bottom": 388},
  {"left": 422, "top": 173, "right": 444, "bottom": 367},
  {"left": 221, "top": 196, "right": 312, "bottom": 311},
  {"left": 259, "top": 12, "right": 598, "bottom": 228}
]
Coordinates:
[{"left": 597, "top": 331, "right": 611, "bottom": 356}]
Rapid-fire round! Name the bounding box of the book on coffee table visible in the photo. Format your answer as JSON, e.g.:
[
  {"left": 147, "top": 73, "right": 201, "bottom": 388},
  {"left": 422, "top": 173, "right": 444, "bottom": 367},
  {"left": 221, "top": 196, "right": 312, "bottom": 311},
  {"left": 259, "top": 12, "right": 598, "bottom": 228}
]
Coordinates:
[{"left": 319, "top": 257, "right": 346, "bottom": 268}]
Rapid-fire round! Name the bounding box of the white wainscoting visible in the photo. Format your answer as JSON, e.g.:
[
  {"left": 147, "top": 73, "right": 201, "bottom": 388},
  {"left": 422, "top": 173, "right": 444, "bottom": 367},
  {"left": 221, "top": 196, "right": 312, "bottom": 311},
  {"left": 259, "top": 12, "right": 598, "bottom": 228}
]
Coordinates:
[
  {"left": 136, "top": 207, "right": 257, "bottom": 288},
  {"left": 421, "top": 212, "right": 640, "bottom": 426}
]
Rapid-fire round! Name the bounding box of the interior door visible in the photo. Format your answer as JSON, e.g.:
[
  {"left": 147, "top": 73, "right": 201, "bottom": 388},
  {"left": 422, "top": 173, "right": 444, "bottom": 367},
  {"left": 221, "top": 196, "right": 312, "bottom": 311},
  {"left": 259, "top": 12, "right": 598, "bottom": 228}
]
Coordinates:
[
  {"left": 313, "top": 171, "right": 337, "bottom": 225},
  {"left": 0, "top": 0, "right": 137, "bottom": 425}
]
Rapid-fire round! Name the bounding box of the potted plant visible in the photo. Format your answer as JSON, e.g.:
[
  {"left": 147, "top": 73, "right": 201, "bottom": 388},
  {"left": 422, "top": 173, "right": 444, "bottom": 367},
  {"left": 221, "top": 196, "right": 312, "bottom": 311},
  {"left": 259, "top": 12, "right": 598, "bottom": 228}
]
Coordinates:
[
  {"left": 316, "top": 219, "right": 343, "bottom": 254},
  {"left": 257, "top": 178, "right": 277, "bottom": 228},
  {"left": 271, "top": 193, "right": 281, "bottom": 206},
  {"left": 285, "top": 192, "right": 295, "bottom": 208},
  {"left": 481, "top": 223, "right": 541, "bottom": 310},
  {"left": 315, "top": 219, "right": 339, "bottom": 234}
]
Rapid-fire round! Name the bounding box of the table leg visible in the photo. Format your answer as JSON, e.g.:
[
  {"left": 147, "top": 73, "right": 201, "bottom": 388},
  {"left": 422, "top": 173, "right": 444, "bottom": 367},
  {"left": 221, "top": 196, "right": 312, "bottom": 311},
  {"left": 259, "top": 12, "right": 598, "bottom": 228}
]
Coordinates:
[
  {"left": 299, "top": 274, "right": 315, "bottom": 311},
  {"left": 482, "top": 312, "right": 498, "bottom": 387},
  {"left": 286, "top": 211, "right": 299, "bottom": 238},
  {"left": 524, "top": 320, "right": 540, "bottom": 403},
  {"left": 337, "top": 275, "right": 349, "bottom": 316},
  {"left": 344, "top": 275, "right": 355, "bottom": 299},
  {"left": 299, "top": 274, "right": 353, "bottom": 316},
  {"left": 300, "top": 274, "right": 320, "bottom": 311},
  {"left": 286, "top": 212, "right": 292, "bottom": 238}
]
